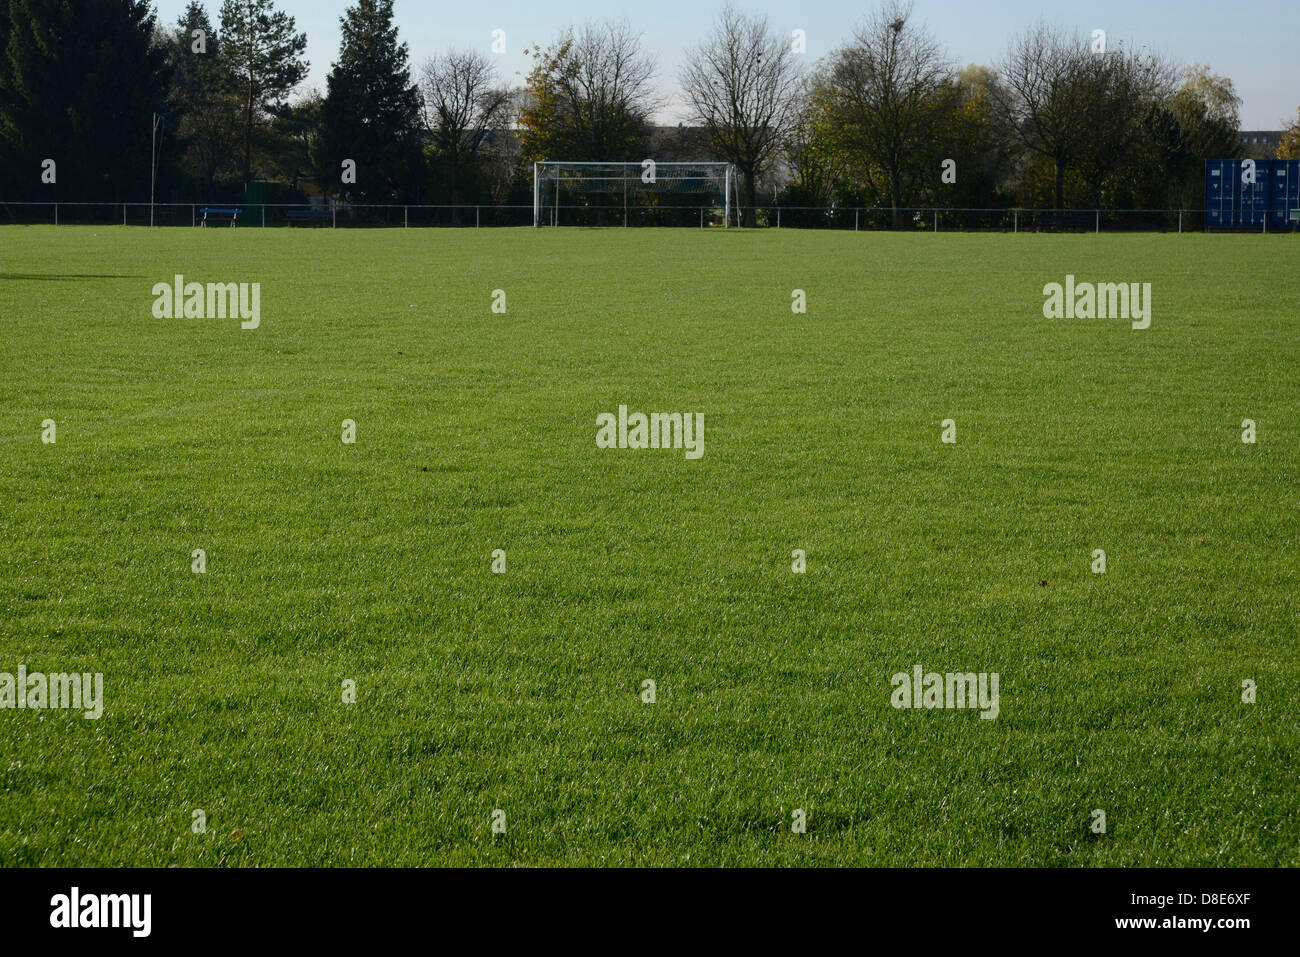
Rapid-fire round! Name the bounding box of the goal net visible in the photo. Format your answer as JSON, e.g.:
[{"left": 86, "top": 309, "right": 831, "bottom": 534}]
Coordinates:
[{"left": 533, "top": 161, "right": 736, "bottom": 227}]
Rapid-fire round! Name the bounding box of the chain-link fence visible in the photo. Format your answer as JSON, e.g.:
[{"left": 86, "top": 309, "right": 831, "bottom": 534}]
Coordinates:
[{"left": 1, "top": 202, "right": 1293, "bottom": 232}]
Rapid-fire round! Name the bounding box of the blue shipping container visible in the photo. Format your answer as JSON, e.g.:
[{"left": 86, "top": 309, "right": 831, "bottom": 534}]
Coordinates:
[{"left": 1205, "top": 159, "right": 1300, "bottom": 229}]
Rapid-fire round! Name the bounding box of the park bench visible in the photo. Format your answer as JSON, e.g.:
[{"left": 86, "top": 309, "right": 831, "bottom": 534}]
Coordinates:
[{"left": 199, "top": 207, "right": 241, "bottom": 227}]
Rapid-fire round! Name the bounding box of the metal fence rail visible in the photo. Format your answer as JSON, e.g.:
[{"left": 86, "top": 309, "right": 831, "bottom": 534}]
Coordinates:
[{"left": 0, "top": 201, "right": 1292, "bottom": 232}]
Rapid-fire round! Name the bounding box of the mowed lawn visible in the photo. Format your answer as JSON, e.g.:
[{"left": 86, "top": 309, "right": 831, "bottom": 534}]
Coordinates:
[{"left": 0, "top": 225, "right": 1295, "bottom": 867}]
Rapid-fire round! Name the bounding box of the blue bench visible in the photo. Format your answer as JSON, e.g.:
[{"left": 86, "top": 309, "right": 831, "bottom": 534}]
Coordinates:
[{"left": 199, "top": 207, "right": 241, "bottom": 227}]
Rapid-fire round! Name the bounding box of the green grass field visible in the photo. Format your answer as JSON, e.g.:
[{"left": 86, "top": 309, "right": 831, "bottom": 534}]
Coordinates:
[{"left": 0, "top": 225, "right": 1295, "bottom": 866}]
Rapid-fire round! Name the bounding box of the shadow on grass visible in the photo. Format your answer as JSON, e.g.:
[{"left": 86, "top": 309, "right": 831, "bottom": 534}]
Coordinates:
[{"left": 0, "top": 273, "right": 143, "bottom": 281}]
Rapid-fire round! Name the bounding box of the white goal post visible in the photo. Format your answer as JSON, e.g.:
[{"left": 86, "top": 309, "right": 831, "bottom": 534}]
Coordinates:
[{"left": 533, "top": 161, "right": 737, "bottom": 227}]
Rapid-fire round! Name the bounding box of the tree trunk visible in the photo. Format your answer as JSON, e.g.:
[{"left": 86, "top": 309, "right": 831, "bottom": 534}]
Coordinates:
[{"left": 449, "top": 156, "right": 460, "bottom": 226}]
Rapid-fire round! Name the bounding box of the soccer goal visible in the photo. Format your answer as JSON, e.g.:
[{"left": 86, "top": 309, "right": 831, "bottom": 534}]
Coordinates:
[{"left": 533, "top": 161, "right": 737, "bottom": 228}]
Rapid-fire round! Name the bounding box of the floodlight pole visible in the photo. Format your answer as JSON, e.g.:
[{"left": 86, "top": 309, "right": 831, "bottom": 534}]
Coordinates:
[{"left": 150, "top": 112, "right": 163, "bottom": 227}]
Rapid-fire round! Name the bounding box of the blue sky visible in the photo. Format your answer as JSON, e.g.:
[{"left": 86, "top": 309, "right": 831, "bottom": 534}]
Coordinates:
[{"left": 154, "top": 0, "right": 1298, "bottom": 129}]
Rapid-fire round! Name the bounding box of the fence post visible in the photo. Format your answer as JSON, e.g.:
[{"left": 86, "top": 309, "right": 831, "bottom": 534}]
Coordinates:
[
  {"left": 1178, "top": 211, "right": 1182, "bottom": 234},
  {"left": 333, "top": 207, "right": 337, "bottom": 228},
  {"left": 477, "top": 206, "right": 480, "bottom": 228},
  {"left": 54, "top": 203, "right": 58, "bottom": 226},
  {"left": 262, "top": 205, "right": 266, "bottom": 228},
  {"left": 777, "top": 207, "right": 781, "bottom": 228},
  {"left": 934, "top": 209, "right": 938, "bottom": 232},
  {"left": 700, "top": 208, "right": 704, "bottom": 228},
  {"left": 192, "top": 205, "right": 195, "bottom": 227},
  {"left": 855, "top": 209, "right": 859, "bottom": 231},
  {"left": 1095, "top": 210, "right": 1100, "bottom": 234},
  {"left": 123, "top": 204, "right": 127, "bottom": 226},
  {"left": 405, "top": 206, "right": 408, "bottom": 229}
]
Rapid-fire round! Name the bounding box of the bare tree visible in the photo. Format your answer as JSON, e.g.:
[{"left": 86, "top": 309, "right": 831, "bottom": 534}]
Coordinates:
[
  {"left": 991, "top": 23, "right": 1098, "bottom": 211},
  {"left": 478, "top": 89, "right": 527, "bottom": 207},
  {"left": 420, "top": 49, "right": 511, "bottom": 217},
  {"left": 820, "top": 2, "right": 952, "bottom": 226},
  {"left": 1074, "top": 44, "right": 1177, "bottom": 206},
  {"left": 519, "top": 19, "right": 659, "bottom": 162},
  {"left": 993, "top": 25, "right": 1176, "bottom": 210},
  {"left": 679, "top": 4, "right": 802, "bottom": 226}
]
